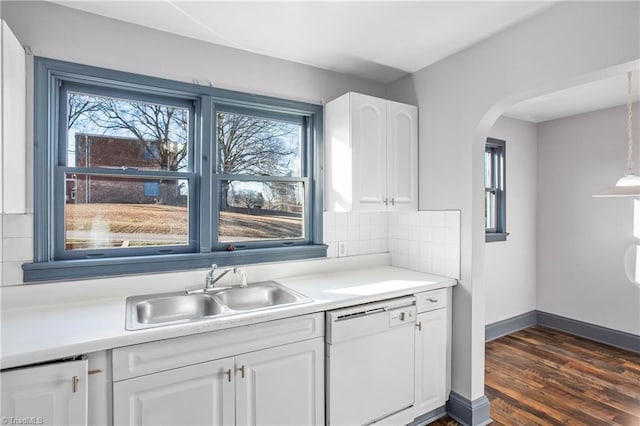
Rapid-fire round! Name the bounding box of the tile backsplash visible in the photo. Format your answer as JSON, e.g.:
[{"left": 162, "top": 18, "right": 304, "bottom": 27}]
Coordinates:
[
  {"left": 322, "top": 211, "right": 389, "bottom": 258},
  {"left": 0, "top": 213, "right": 34, "bottom": 286},
  {"left": 323, "top": 210, "right": 461, "bottom": 279},
  {"left": 0, "top": 210, "right": 461, "bottom": 286}
]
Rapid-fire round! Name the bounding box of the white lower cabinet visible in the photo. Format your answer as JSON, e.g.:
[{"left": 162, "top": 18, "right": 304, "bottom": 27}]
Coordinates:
[
  {"left": 113, "top": 357, "right": 235, "bottom": 426},
  {"left": 414, "top": 308, "right": 448, "bottom": 414},
  {"left": 1, "top": 359, "right": 88, "bottom": 426},
  {"left": 113, "top": 340, "right": 323, "bottom": 426},
  {"left": 236, "top": 338, "right": 324, "bottom": 426},
  {"left": 411, "top": 288, "right": 451, "bottom": 421},
  {"left": 112, "top": 313, "right": 324, "bottom": 426}
]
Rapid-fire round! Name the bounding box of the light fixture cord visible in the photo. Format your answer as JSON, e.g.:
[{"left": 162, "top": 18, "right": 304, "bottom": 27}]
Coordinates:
[{"left": 627, "top": 71, "right": 634, "bottom": 174}]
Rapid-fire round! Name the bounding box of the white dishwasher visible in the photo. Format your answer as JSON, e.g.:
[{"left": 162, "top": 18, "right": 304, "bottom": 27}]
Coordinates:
[{"left": 326, "top": 296, "right": 417, "bottom": 426}]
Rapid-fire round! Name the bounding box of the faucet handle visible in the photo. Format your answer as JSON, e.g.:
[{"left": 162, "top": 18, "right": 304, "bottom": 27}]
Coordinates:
[{"left": 236, "top": 269, "right": 248, "bottom": 287}]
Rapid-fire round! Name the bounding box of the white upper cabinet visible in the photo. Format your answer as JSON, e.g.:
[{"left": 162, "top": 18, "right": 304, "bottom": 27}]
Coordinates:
[
  {"left": 1, "top": 20, "right": 27, "bottom": 214},
  {"left": 387, "top": 100, "right": 418, "bottom": 210},
  {"left": 1, "top": 359, "right": 88, "bottom": 426},
  {"left": 325, "top": 92, "right": 418, "bottom": 211},
  {"left": 351, "top": 93, "right": 387, "bottom": 209}
]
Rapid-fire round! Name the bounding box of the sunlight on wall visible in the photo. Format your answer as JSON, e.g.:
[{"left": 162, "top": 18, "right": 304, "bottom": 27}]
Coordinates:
[
  {"left": 330, "top": 136, "right": 351, "bottom": 211},
  {"left": 626, "top": 200, "right": 640, "bottom": 288}
]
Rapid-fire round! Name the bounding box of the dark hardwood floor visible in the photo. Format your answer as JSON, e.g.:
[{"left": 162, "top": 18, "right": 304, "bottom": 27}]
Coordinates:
[{"left": 429, "top": 326, "right": 640, "bottom": 426}]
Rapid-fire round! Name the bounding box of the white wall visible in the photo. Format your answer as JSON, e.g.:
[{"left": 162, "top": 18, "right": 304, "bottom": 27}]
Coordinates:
[
  {"left": 485, "top": 117, "right": 537, "bottom": 325},
  {"left": 387, "top": 1, "right": 639, "bottom": 402},
  {"left": 0, "top": 1, "right": 387, "bottom": 286},
  {"left": 0, "top": 2, "right": 386, "bottom": 106},
  {"left": 537, "top": 104, "right": 640, "bottom": 335}
]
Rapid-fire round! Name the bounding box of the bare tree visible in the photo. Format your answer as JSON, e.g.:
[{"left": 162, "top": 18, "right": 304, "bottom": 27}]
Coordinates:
[
  {"left": 68, "top": 93, "right": 100, "bottom": 129},
  {"left": 68, "top": 95, "right": 299, "bottom": 208},
  {"left": 68, "top": 93, "right": 189, "bottom": 171},
  {"left": 261, "top": 181, "right": 301, "bottom": 213},
  {"left": 217, "top": 112, "right": 298, "bottom": 207},
  {"left": 232, "top": 189, "right": 264, "bottom": 210}
]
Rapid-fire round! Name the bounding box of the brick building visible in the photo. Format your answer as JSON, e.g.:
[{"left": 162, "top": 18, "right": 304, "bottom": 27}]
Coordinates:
[{"left": 67, "top": 134, "right": 185, "bottom": 206}]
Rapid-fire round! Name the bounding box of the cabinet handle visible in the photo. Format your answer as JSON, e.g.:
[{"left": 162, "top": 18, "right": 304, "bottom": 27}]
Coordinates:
[
  {"left": 72, "top": 376, "right": 80, "bottom": 393},
  {"left": 427, "top": 298, "right": 438, "bottom": 303},
  {"left": 391, "top": 197, "right": 395, "bottom": 206},
  {"left": 384, "top": 197, "right": 389, "bottom": 206},
  {"left": 238, "top": 365, "right": 245, "bottom": 379},
  {"left": 416, "top": 322, "right": 422, "bottom": 331},
  {"left": 225, "top": 369, "right": 232, "bottom": 382}
]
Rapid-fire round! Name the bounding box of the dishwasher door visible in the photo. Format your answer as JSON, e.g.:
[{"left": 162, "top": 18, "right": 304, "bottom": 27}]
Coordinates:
[{"left": 326, "top": 297, "right": 416, "bottom": 426}]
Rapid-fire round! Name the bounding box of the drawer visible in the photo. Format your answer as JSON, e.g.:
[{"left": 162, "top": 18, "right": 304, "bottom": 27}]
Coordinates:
[
  {"left": 415, "top": 288, "right": 447, "bottom": 313},
  {"left": 112, "top": 312, "right": 323, "bottom": 381}
]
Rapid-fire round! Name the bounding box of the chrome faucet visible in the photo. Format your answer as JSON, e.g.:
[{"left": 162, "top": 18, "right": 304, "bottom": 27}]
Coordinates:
[
  {"left": 187, "top": 264, "right": 247, "bottom": 294},
  {"left": 205, "top": 264, "right": 237, "bottom": 290}
]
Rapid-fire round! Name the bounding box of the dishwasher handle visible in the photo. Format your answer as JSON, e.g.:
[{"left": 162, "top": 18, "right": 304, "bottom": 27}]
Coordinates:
[
  {"left": 329, "top": 297, "right": 416, "bottom": 323},
  {"left": 334, "top": 306, "right": 389, "bottom": 322},
  {"left": 326, "top": 297, "right": 417, "bottom": 344}
]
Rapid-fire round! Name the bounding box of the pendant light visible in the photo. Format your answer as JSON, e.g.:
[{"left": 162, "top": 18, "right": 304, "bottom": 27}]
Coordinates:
[{"left": 593, "top": 72, "right": 640, "bottom": 197}]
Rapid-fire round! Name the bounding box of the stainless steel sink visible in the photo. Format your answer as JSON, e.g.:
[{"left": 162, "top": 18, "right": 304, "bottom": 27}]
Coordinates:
[
  {"left": 137, "top": 294, "right": 225, "bottom": 324},
  {"left": 126, "top": 281, "right": 312, "bottom": 330},
  {"left": 212, "top": 281, "right": 311, "bottom": 311},
  {"left": 126, "top": 292, "right": 231, "bottom": 330}
]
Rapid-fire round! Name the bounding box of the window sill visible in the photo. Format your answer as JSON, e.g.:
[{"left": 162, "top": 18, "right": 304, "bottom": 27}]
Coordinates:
[
  {"left": 22, "top": 245, "right": 328, "bottom": 283},
  {"left": 486, "top": 232, "right": 509, "bottom": 243}
]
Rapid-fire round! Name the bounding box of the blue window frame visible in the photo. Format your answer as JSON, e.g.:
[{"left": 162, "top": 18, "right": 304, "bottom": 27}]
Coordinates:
[
  {"left": 25, "top": 58, "right": 325, "bottom": 282},
  {"left": 485, "top": 137, "right": 507, "bottom": 242}
]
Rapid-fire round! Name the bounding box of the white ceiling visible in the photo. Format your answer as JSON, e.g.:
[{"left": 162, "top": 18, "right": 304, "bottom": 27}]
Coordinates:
[
  {"left": 504, "top": 71, "right": 640, "bottom": 123},
  {"left": 54, "top": 1, "right": 555, "bottom": 84},
  {"left": 52, "top": 1, "right": 637, "bottom": 122}
]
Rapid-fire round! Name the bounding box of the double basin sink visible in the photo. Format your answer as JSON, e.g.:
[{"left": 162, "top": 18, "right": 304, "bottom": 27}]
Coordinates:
[{"left": 126, "top": 281, "right": 312, "bottom": 330}]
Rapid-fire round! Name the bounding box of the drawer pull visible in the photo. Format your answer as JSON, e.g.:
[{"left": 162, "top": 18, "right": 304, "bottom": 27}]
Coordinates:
[
  {"left": 225, "top": 369, "right": 232, "bottom": 382},
  {"left": 88, "top": 369, "right": 102, "bottom": 376},
  {"left": 427, "top": 298, "right": 439, "bottom": 303}
]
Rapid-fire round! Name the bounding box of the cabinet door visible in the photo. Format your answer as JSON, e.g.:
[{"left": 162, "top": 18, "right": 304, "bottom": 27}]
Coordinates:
[
  {"left": 415, "top": 308, "right": 448, "bottom": 414},
  {"left": 387, "top": 100, "right": 418, "bottom": 211},
  {"left": 113, "top": 357, "right": 234, "bottom": 426},
  {"left": 1, "top": 359, "right": 88, "bottom": 426},
  {"left": 350, "top": 93, "right": 388, "bottom": 210},
  {"left": 235, "top": 338, "right": 324, "bottom": 426},
  {"left": 1, "top": 20, "right": 27, "bottom": 214}
]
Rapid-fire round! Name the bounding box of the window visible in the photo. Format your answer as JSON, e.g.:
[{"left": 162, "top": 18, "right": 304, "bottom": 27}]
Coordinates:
[
  {"left": 485, "top": 138, "right": 507, "bottom": 242},
  {"left": 215, "top": 109, "right": 307, "bottom": 245},
  {"left": 26, "top": 58, "right": 325, "bottom": 282},
  {"left": 60, "top": 85, "right": 195, "bottom": 255}
]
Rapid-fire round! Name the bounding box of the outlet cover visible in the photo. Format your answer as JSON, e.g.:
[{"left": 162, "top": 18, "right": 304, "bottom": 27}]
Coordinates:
[{"left": 338, "top": 241, "right": 347, "bottom": 257}]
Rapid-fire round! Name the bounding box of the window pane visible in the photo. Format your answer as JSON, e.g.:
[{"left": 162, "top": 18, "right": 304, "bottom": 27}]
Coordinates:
[
  {"left": 497, "top": 153, "right": 504, "bottom": 189},
  {"left": 216, "top": 111, "right": 302, "bottom": 177},
  {"left": 218, "top": 180, "right": 304, "bottom": 243},
  {"left": 484, "top": 149, "right": 493, "bottom": 188},
  {"left": 65, "top": 173, "right": 189, "bottom": 250},
  {"left": 67, "top": 92, "right": 190, "bottom": 171},
  {"left": 485, "top": 189, "right": 497, "bottom": 231}
]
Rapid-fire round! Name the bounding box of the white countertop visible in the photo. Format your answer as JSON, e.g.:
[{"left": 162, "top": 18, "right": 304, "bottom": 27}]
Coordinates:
[{"left": 1, "top": 265, "right": 455, "bottom": 369}]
